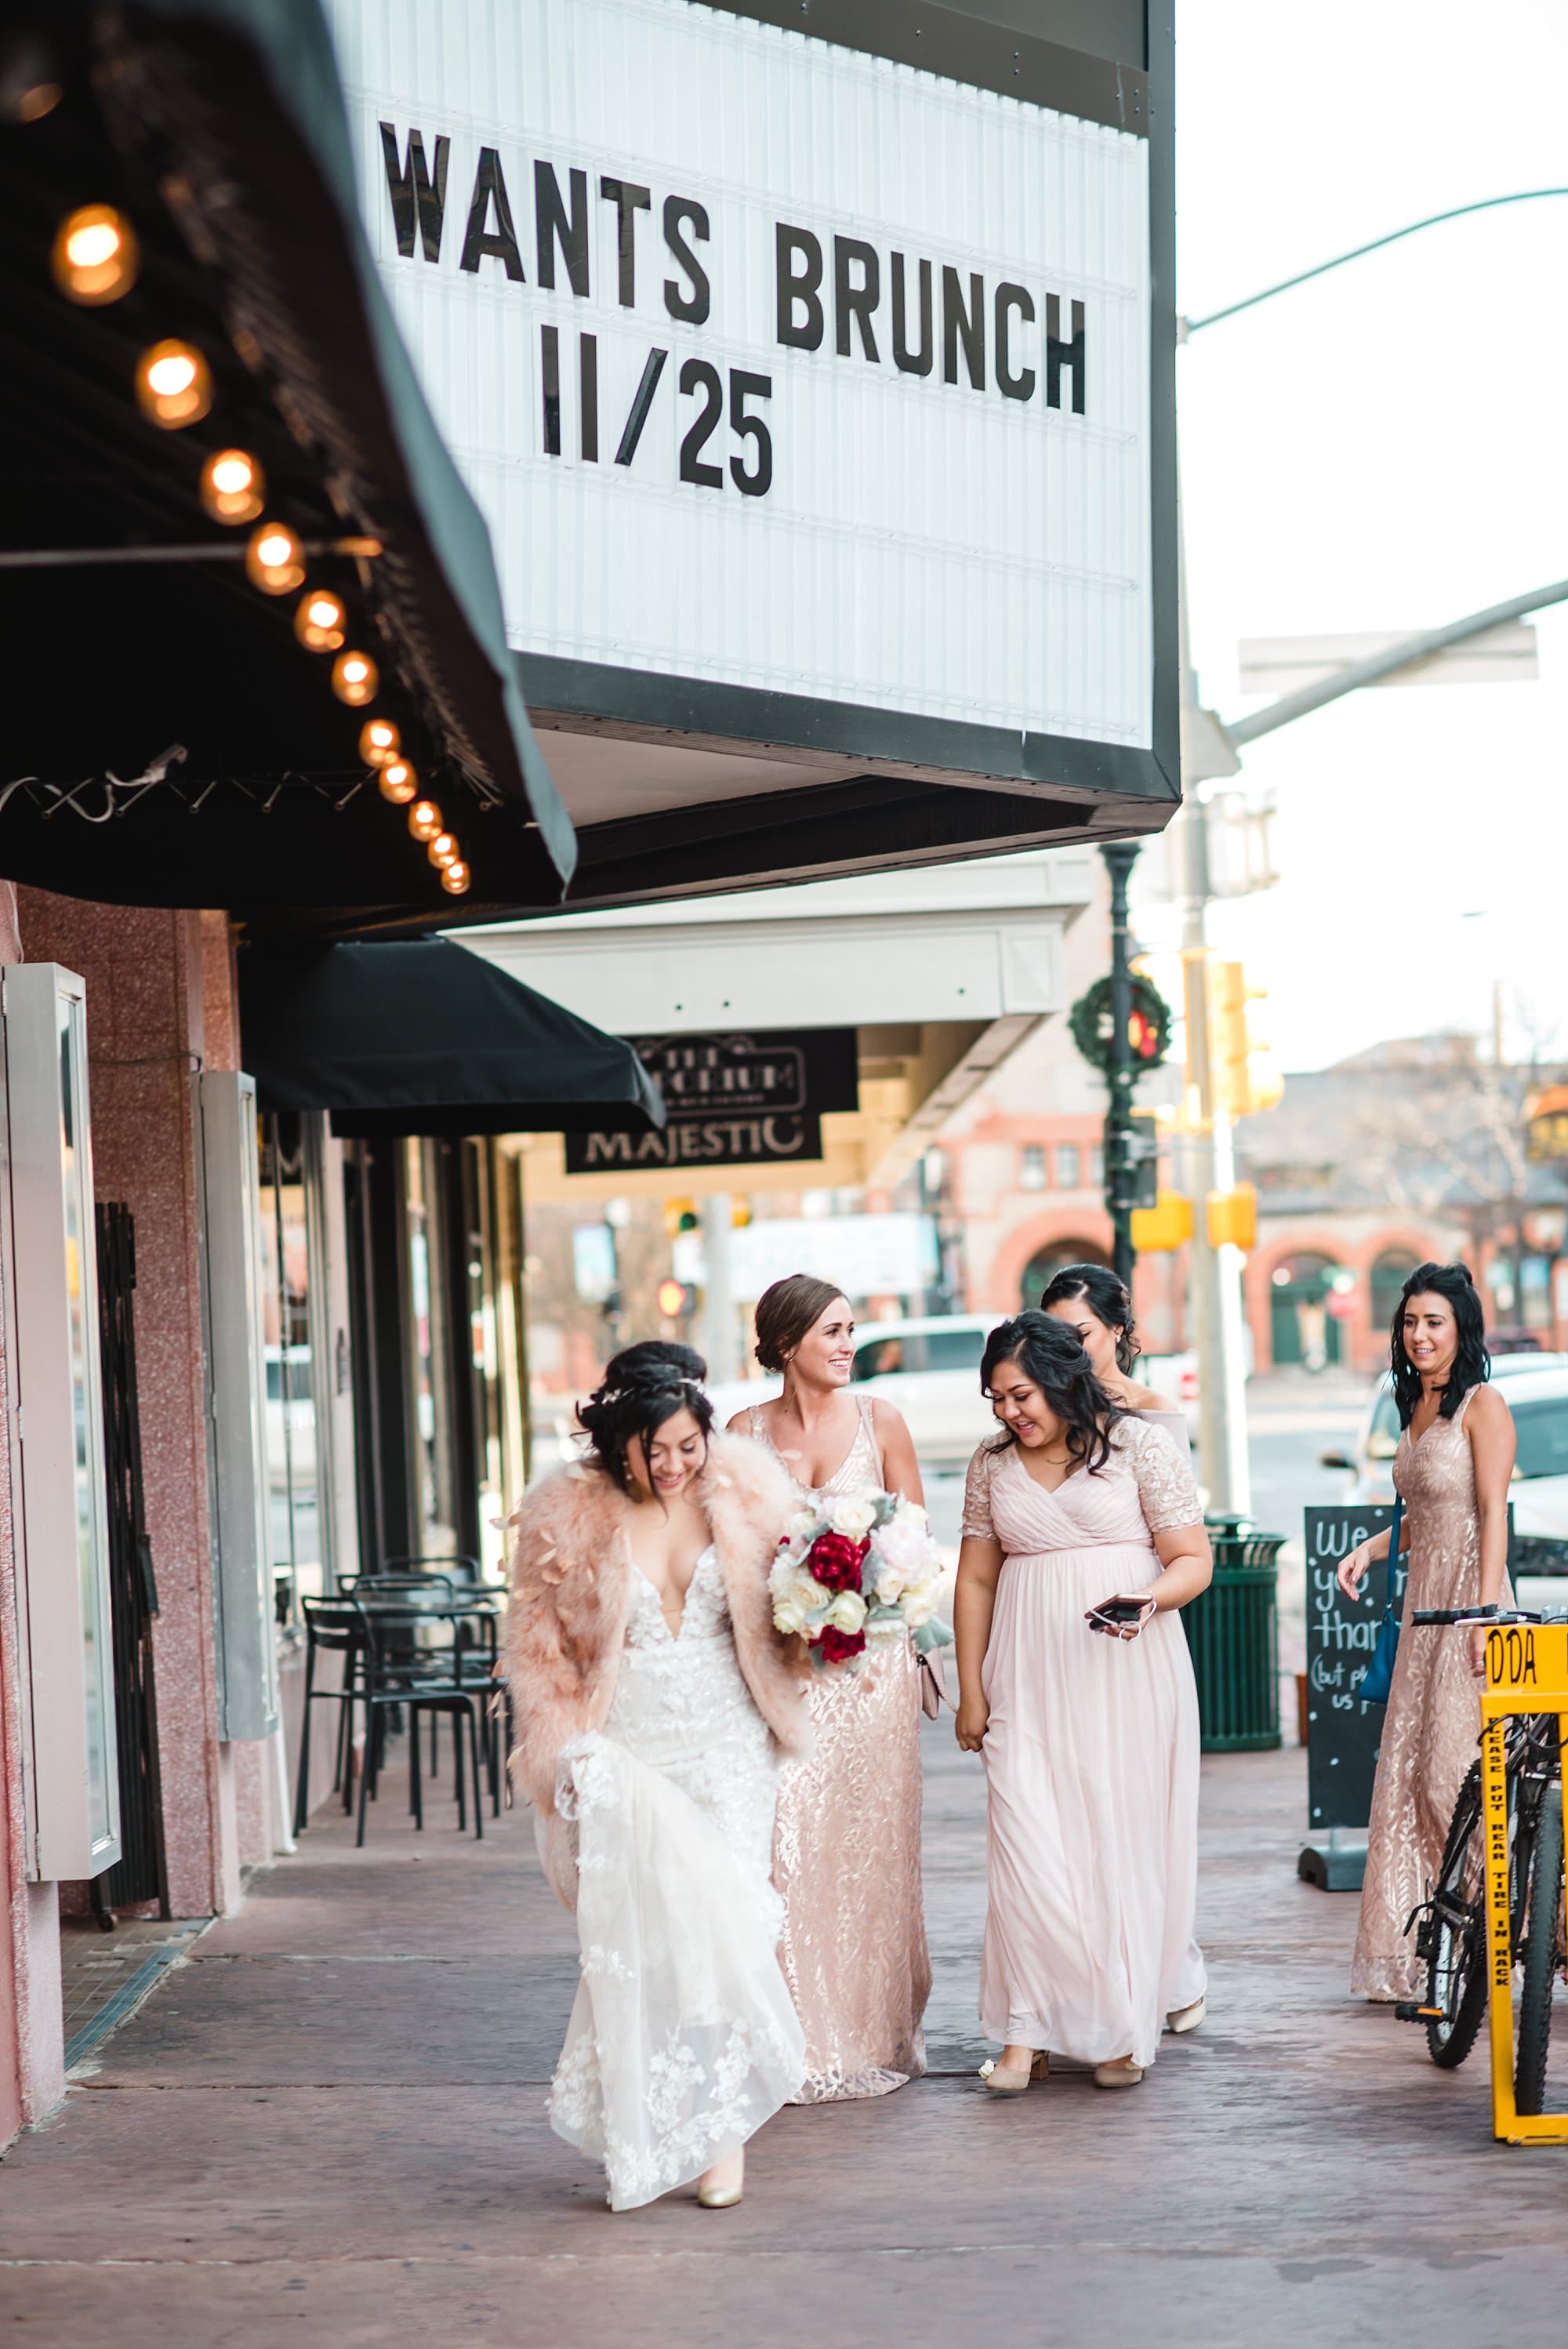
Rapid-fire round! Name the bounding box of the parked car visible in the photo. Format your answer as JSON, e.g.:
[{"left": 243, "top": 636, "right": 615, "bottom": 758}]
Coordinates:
[
  {"left": 707, "top": 1318, "right": 1200, "bottom": 1474},
  {"left": 1321, "top": 1357, "right": 1568, "bottom": 1571}
]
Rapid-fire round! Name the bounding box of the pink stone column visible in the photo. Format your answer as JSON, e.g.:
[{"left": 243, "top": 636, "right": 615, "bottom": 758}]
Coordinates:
[{"left": 13, "top": 891, "right": 241, "bottom": 1921}]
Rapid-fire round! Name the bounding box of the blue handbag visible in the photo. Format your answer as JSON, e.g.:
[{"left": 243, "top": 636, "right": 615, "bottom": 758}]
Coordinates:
[{"left": 1359, "top": 1497, "right": 1405, "bottom": 1708}]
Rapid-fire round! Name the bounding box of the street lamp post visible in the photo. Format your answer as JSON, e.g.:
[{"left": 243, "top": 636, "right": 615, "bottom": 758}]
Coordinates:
[
  {"left": 1174, "top": 186, "right": 1568, "bottom": 1512},
  {"left": 1102, "top": 840, "right": 1141, "bottom": 1294}
]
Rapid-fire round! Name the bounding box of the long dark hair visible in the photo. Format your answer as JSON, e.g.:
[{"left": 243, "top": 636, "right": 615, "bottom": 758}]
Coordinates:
[
  {"left": 1039, "top": 1262, "right": 1140, "bottom": 1375},
  {"left": 577, "top": 1341, "right": 715, "bottom": 1494},
  {"left": 1389, "top": 1262, "right": 1490, "bottom": 1429},
  {"left": 980, "top": 1310, "right": 1123, "bottom": 1474}
]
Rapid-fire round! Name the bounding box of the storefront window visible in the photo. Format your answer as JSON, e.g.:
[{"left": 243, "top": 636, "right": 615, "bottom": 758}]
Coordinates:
[
  {"left": 406, "top": 1138, "right": 458, "bottom": 1556},
  {"left": 259, "top": 1115, "right": 326, "bottom": 1625},
  {"left": 59, "top": 991, "right": 114, "bottom": 1851}
]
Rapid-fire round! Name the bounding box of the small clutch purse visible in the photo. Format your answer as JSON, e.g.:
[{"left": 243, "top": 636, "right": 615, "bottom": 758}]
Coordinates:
[{"left": 917, "top": 1646, "right": 951, "bottom": 1719}]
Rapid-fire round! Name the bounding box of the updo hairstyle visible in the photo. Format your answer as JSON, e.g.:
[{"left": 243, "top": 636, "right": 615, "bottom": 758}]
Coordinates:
[
  {"left": 577, "top": 1340, "right": 714, "bottom": 1494},
  {"left": 1039, "top": 1262, "right": 1140, "bottom": 1376},
  {"left": 980, "top": 1309, "right": 1123, "bottom": 1474},
  {"left": 753, "top": 1273, "right": 847, "bottom": 1374}
]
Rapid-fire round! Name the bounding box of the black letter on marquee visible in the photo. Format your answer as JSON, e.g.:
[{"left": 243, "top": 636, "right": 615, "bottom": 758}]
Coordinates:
[
  {"left": 459, "top": 148, "right": 524, "bottom": 281},
  {"left": 995, "top": 281, "right": 1036, "bottom": 401},
  {"left": 891, "top": 252, "right": 933, "bottom": 376},
  {"left": 535, "top": 161, "right": 590, "bottom": 295},
  {"left": 775, "top": 224, "right": 825, "bottom": 350},
  {"left": 615, "top": 348, "right": 668, "bottom": 467},
  {"left": 942, "top": 267, "right": 985, "bottom": 389},
  {"left": 579, "top": 332, "right": 599, "bottom": 462},
  {"left": 600, "top": 176, "right": 651, "bottom": 307},
  {"left": 833, "top": 236, "right": 880, "bottom": 361},
  {"left": 541, "top": 324, "right": 561, "bottom": 456},
  {"left": 663, "top": 197, "right": 711, "bottom": 324},
  {"left": 1046, "top": 294, "right": 1086, "bottom": 413},
  {"left": 380, "top": 123, "right": 448, "bottom": 263}
]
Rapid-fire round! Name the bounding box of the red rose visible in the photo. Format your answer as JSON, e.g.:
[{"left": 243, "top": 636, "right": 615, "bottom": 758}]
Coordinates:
[
  {"left": 815, "top": 1625, "right": 867, "bottom": 1665},
  {"left": 806, "top": 1530, "right": 865, "bottom": 1593}
]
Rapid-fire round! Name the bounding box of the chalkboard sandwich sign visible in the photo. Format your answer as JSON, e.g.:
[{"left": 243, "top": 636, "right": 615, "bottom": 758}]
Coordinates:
[{"left": 1300, "top": 1505, "right": 1400, "bottom": 1891}]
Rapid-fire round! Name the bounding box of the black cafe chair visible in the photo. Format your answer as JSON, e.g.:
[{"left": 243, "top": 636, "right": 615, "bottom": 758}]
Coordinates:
[{"left": 296, "top": 1598, "right": 487, "bottom": 1845}]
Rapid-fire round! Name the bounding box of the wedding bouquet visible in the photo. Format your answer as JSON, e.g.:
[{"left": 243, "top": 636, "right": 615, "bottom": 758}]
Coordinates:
[{"left": 769, "top": 1489, "right": 950, "bottom": 1666}]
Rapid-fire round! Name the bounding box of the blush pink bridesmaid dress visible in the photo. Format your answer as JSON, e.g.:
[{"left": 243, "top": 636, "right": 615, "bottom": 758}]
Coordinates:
[
  {"left": 749, "top": 1396, "right": 931, "bottom": 2100},
  {"left": 964, "top": 1418, "right": 1206, "bottom": 2071}
]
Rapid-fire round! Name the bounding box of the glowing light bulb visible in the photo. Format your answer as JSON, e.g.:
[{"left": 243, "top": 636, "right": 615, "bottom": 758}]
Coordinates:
[
  {"left": 427, "top": 832, "right": 459, "bottom": 870},
  {"left": 359, "top": 718, "right": 400, "bottom": 768},
  {"left": 198, "top": 447, "right": 264, "bottom": 525},
  {"left": 332, "top": 650, "right": 379, "bottom": 706},
  {"left": 134, "top": 339, "right": 212, "bottom": 428},
  {"left": 294, "top": 589, "right": 347, "bottom": 652},
  {"left": 379, "top": 761, "right": 418, "bottom": 805},
  {"left": 245, "top": 521, "right": 305, "bottom": 594},
  {"left": 440, "top": 861, "right": 471, "bottom": 897},
  {"left": 408, "top": 800, "right": 442, "bottom": 842},
  {"left": 53, "top": 205, "right": 138, "bottom": 304}
]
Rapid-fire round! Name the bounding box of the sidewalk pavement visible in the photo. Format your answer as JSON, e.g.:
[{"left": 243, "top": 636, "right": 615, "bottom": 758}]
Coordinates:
[{"left": 2, "top": 1726, "right": 1565, "bottom": 2347}]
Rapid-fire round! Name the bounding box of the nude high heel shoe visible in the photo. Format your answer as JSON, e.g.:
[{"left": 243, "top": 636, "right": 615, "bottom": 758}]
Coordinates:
[
  {"left": 1166, "top": 1996, "right": 1206, "bottom": 2035},
  {"left": 979, "top": 2050, "right": 1049, "bottom": 2094},
  {"left": 1093, "top": 2058, "right": 1145, "bottom": 2089},
  {"left": 696, "top": 2147, "right": 745, "bottom": 2208}
]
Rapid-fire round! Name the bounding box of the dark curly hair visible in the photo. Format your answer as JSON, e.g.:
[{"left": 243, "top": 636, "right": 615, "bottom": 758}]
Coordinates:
[
  {"left": 1389, "top": 1262, "right": 1490, "bottom": 1431},
  {"left": 577, "top": 1341, "right": 714, "bottom": 1494},
  {"left": 980, "top": 1310, "right": 1123, "bottom": 1474},
  {"left": 1039, "top": 1262, "right": 1140, "bottom": 1375}
]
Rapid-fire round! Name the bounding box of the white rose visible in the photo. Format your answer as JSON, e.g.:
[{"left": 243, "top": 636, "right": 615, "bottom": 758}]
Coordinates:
[
  {"left": 827, "top": 1496, "right": 877, "bottom": 1541},
  {"left": 873, "top": 1559, "right": 911, "bottom": 1605},
  {"left": 825, "top": 1589, "right": 868, "bottom": 1634},
  {"left": 773, "top": 1596, "right": 810, "bottom": 1636},
  {"left": 900, "top": 1577, "right": 942, "bottom": 1628},
  {"left": 796, "top": 1576, "right": 834, "bottom": 1617},
  {"left": 892, "top": 1497, "right": 929, "bottom": 1531},
  {"left": 787, "top": 1508, "right": 820, "bottom": 1541}
]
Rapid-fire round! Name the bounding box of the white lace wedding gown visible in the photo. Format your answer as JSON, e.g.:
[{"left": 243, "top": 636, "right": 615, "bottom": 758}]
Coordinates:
[{"left": 547, "top": 1547, "right": 805, "bottom": 2209}]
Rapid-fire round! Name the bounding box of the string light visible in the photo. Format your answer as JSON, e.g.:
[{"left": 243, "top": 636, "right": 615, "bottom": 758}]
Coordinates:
[
  {"left": 199, "top": 448, "right": 265, "bottom": 524},
  {"left": 441, "top": 862, "right": 471, "bottom": 897},
  {"left": 245, "top": 521, "right": 305, "bottom": 594},
  {"left": 134, "top": 339, "right": 212, "bottom": 428},
  {"left": 53, "top": 205, "right": 138, "bottom": 304},
  {"left": 294, "top": 589, "right": 347, "bottom": 652},
  {"left": 408, "top": 800, "right": 442, "bottom": 842},
  {"left": 332, "top": 650, "right": 379, "bottom": 706},
  {"left": 427, "top": 832, "right": 460, "bottom": 870},
  {"left": 379, "top": 761, "right": 418, "bottom": 805}
]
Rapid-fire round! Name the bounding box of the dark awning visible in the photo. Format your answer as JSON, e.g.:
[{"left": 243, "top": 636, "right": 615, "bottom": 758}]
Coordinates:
[
  {"left": 0, "top": 0, "right": 573, "bottom": 917},
  {"left": 238, "top": 939, "right": 666, "bottom": 1138}
]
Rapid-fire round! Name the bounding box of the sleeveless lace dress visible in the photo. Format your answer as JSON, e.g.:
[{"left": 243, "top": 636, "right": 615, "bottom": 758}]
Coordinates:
[
  {"left": 547, "top": 1548, "right": 805, "bottom": 2208},
  {"left": 749, "top": 1397, "right": 931, "bottom": 2100},
  {"left": 1352, "top": 1388, "right": 1513, "bottom": 1999}
]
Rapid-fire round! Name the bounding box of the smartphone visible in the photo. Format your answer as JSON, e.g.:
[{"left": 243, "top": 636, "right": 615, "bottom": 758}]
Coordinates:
[{"left": 1086, "top": 1596, "right": 1152, "bottom": 1635}]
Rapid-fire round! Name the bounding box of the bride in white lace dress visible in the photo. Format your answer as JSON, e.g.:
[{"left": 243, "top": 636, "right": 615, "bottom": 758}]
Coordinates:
[{"left": 506, "top": 1343, "right": 811, "bottom": 2212}]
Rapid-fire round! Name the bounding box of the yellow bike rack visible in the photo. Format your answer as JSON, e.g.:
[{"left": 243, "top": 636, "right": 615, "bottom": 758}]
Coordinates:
[{"left": 1479, "top": 1621, "right": 1568, "bottom": 2144}]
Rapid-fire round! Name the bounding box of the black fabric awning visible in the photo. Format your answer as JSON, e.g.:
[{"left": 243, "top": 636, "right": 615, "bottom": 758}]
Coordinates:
[
  {"left": 0, "top": 0, "right": 573, "bottom": 917},
  {"left": 238, "top": 939, "right": 665, "bottom": 1138}
]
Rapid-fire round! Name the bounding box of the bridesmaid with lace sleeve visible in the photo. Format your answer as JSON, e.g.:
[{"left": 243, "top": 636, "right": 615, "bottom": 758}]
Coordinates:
[
  {"left": 953, "top": 1312, "right": 1211, "bottom": 2093},
  {"left": 728, "top": 1275, "right": 933, "bottom": 2101}
]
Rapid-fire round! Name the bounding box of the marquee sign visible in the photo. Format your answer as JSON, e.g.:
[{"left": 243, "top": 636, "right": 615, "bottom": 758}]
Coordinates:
[
  {"left": 564, "top": 1025, "right": 858, "bottom": 1171},
  {"left": 325, "top": 0, "right": 1174, "bottom": 802}
]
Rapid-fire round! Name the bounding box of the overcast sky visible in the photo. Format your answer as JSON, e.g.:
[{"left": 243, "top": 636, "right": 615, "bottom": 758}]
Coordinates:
[{"left": 1131, "top": 0, "right": 1568, "bottom": 1073}]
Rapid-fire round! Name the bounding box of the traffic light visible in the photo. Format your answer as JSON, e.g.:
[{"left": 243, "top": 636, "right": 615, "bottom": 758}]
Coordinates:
[
  {"left": 1102, "top": 1110, "right": 1160, "bottom": 1218},
  {"left": 1131, "top": 1191, "right": 1194, "bottom": 1253},
  {"left": 1207, "top": 1184, "right": 1258, "bottom": 1251},
  {"left": 655, "top": 1276, "right": 697, "bottom": 1318},
  {"left": 1211, "top": 961, "right": 1284, "bottom": 1120},
  {"left": 662, "top": 1196, "right": 699, "bottom": 1238}
]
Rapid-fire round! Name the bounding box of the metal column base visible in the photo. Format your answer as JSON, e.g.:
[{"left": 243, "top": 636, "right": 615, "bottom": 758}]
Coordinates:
[{"left": 1297, "top": 1830, "right": 1367, "bottom": 1891}]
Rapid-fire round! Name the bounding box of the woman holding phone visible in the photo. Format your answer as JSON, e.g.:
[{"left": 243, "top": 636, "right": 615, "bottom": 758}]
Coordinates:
[{"left": 953, "top": 1312, "right": 1211, "bottom": 2092}]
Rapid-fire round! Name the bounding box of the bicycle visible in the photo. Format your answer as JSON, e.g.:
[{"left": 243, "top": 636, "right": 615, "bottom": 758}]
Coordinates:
[{"left": 1395, "top": 1607, "right": 1566, "bottom": 2112}]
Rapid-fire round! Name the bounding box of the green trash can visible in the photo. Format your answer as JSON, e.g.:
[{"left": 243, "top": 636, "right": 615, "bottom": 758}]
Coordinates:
[{"left": 1181, "top": 1513, "right": 1285, "bottom": 1752}]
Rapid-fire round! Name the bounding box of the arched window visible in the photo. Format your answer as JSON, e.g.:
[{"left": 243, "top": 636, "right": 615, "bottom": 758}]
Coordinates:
[
  {"left": 1020, "top": 1237, "right": 1111, "bottom": 1311},
  {"left": 1269, "top": 1250, "right": 1346, "bottom": 1370}
]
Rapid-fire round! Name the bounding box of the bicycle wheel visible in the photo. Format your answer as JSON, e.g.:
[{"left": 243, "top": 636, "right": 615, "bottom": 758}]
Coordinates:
[
  {"left": 1421, "top": 1762, "right": 1489, "bottom": 2068},
  {"left": 1515, "top": 1781, "right": 1564, "bottom": 2117}
]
